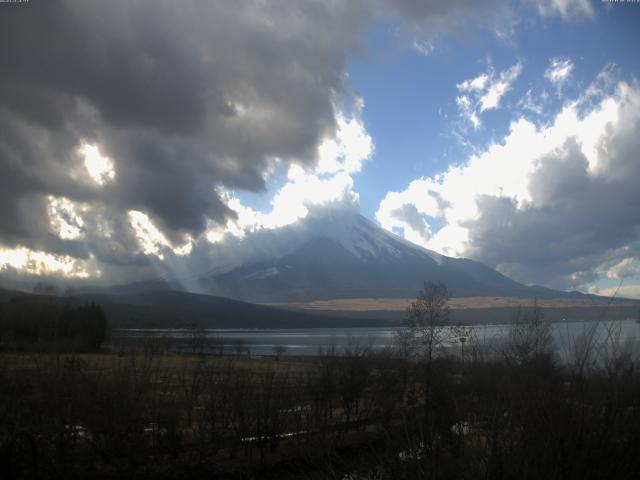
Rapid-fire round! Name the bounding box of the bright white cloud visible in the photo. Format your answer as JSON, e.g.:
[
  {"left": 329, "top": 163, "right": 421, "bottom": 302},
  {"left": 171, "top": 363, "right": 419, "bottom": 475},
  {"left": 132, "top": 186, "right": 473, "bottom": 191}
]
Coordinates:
[
  {"left": 221, "top": 170, "right": 358, "bottom": 238},
  {"left": 213, "top": 108, "right": 373, "bottom": 240},
  {"left": 377, "top": 67, "right": 640, "bottom": 291},
  {"left": 479, "top": 63, "right": 523, "bottom": 111},
  {"left": 456, "top": 62, "right": 523, "bottom": 128},
  {"left": 317, "top": 109, "right": 374, "bottom": 175},
  {"left": 78, "top": 143, "right": 116, "bottom": 185},
  {"left": 128, "top": 211, "right": 192, "bottom": 259},
  {"left": 47, "top": 196, "right": 87, "bottom": 240},
  {"left": 0, "top": 247, "right": 95, "bottom": 278},
  {"left": 456, "top": 95, "right": 481, "bottom": 129},
  {"left": 545, "top": 57, "right": 574, "bottom": 92}
]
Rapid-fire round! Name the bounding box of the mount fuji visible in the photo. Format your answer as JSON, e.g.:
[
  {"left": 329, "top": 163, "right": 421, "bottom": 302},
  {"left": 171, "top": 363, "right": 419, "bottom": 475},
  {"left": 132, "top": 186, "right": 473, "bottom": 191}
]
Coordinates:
[{"left": 197, "top": 208, "right": 581, "bottom": 303}]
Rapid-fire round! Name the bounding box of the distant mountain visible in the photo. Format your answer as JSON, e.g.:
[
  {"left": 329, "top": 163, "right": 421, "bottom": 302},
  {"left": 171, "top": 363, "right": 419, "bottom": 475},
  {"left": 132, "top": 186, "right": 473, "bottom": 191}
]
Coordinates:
[
  {"left": 199, "top": 209, "right": 588, "bottom": 303},
  {"left": 0, "top": 288, "right": 386, "bottom": 329},
  {"left": 2, "top": 209, "right": 634, "bottom": 329}
]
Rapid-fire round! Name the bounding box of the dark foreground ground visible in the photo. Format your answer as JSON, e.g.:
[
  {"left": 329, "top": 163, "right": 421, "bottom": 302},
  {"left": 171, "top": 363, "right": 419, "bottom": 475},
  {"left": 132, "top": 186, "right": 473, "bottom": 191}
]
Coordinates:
[{"left": 2, "top": 322, "right": 640, "bottom": 480}]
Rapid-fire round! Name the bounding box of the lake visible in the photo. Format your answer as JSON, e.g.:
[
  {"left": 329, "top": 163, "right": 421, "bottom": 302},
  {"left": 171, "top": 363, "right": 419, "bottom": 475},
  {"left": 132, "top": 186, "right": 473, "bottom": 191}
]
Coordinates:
[{"left": 114, "top": 319, "right": 640, "bottom": 359}]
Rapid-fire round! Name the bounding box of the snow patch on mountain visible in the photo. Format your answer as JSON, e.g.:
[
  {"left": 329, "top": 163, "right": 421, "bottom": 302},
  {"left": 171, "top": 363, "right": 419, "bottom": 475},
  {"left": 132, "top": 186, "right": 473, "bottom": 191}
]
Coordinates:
[
  {"left": 199, "top": 206, "right": 446, "bottom": 278},
  {"left": 242, "top": 266, "right": 280, "bottom": 281},
  {"left": 328, "top": 213, "right": 445, "bottom": 265},
  {"left": 379, "top": 227, "right": 445, "bottom": 265}
]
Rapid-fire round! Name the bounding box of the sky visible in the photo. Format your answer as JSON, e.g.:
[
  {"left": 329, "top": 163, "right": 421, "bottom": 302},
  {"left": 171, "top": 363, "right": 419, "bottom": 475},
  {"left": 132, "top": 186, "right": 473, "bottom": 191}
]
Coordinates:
[{"left": 1, "top": 0, "right": 640, "bottom": 298}]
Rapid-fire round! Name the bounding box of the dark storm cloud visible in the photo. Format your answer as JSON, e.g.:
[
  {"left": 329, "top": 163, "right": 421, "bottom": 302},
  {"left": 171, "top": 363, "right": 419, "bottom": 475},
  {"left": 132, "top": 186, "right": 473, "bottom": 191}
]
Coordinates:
[{"left": 0, "top": 0, "right": 369, "bottom": 249}]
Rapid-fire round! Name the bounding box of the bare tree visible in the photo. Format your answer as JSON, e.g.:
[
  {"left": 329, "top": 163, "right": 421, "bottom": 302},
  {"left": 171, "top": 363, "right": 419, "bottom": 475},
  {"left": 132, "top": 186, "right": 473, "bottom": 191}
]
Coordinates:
[
  {"left": 178, "top": 359, "right": 207, "bottom": 428},
  {"left": 189, "top": 327, "right": 208, "bottom": 355},
  {"left": 233, "top": 338, "right": 247, "bottom": 357},
  {"left": 450, "top": 324, "right": 481, "bottom": 364},
  {"left": 505, "top": 299, "right": 554, "bottom": 365},
  {"left": 272, "top": 345, "right": 288, "bottom": 360},
  {"left": 403, "top": 282, "right": 451, "bottom": 363}
]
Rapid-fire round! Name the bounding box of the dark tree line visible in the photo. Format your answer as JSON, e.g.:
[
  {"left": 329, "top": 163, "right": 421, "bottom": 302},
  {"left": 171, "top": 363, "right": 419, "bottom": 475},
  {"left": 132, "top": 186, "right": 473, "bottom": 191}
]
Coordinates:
[{"left": 0, "top": 297, "right": 109, "bottom": 352}]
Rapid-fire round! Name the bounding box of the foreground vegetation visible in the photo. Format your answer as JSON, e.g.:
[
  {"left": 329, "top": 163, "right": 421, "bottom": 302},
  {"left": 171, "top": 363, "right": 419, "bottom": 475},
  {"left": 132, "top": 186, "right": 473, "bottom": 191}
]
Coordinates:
[
  {"left": 2, "top": 338, "right": 639, "bottom": 478},
  {"left": 1, "top": 284, "right": 639, "bottom": 479}
]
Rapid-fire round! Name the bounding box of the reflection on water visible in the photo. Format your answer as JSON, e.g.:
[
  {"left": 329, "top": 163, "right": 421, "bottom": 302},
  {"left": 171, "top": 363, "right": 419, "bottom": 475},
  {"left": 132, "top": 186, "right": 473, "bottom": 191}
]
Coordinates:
[{"left": 114, "top": 319, "right": 640, "bottom": 358}]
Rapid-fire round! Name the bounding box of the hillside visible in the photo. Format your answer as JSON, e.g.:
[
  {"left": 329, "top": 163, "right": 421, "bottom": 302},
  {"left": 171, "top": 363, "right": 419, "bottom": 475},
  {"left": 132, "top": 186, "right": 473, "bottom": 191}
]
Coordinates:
[{"left": 0, "top": 288, "right": 390, "bottom": 329}]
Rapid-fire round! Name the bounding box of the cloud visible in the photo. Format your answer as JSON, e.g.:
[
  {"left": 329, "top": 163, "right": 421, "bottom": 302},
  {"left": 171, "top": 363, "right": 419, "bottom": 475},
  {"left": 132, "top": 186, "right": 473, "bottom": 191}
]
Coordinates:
[
  {"left": 382, "top": 0, "right": 593, "bottom": 31},
  {"left": 215, "top": 109, "right": 373, "bottom": 238},
  {"left": 0, "top": 0, "right": 371, "bottom": 275},
  {"left": 381, "top": 0, "right": 513, "bottom": 38},
  {"left": 0, "top": 0, "right": 612, "bottom": 285},
  {"left": 605, "top": 258, "right": 640, "bottom": 280},
  {"left": 78, "top": 144, "right": 116, "bottom": 186},
  {"left": 382, "top": 0, "right": 594, "bottom": 53},
  {"left": 456, "top": 63, "right": 523, "bottom": 128},
  {"left": 545, "top": 57, "right": 574, "bottom": 93},
  {"left": 0, "top": 247, "right": 96, "bottom": 279},
  {"left": 413, "top": 40, "right": 436, "bottom": 56},
  {"left": 128, "top": 211, "right": 193, "bottom": 260},
  {"left": 537, "top": 0, "right": 595, "bottom": 19},
  {"left": 377, "top": 66, "right": 640, "bottom": 291},
  {"left": 47, "top": 196, "right": 87, "bottom": 241},
  {"left": 316, "top": 108, "right": 374, "bottom": 175},
  {"left": 519, "top": 88, "right": 550, "bottom": 115},
  {"left": 595, "top": 284, "right": 640, "bottom": 301},
  {"left": 389, "top": 204, "right": 434, "bottom": 243}
]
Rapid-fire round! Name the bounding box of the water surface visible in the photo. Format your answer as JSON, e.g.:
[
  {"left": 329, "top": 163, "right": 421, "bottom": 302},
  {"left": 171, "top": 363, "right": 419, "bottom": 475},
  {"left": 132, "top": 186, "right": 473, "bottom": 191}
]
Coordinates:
[{"left": 114, "top": 319, "right": 640, "bottom": 358}]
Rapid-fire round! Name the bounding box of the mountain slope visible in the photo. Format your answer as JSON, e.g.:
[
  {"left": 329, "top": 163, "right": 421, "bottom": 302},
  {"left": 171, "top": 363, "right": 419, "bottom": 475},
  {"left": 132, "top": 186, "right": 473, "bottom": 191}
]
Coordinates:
[
  {"left": 200, "top": 210, "right": 583, "bottom": 303},
  {"left": 0, "top": 288, "right": 385, "bottom": 329}
]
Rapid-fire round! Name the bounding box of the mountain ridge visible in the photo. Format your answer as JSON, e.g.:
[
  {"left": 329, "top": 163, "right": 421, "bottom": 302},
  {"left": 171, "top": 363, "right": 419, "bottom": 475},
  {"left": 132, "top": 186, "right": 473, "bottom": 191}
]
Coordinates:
[
  {"left": 197, "top": 210, "right": 592, "bottom": 303},
  {"left": 48, "top": 210, "right": 628, "bottom": 306},
  {"left": 0, "top": 287, "right": 388, "bottom": 329}
]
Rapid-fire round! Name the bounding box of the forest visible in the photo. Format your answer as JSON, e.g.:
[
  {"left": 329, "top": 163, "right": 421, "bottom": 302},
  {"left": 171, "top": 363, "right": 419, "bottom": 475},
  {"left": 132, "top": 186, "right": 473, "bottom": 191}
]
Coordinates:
[{"left": 0, "top": 296, "right": 109, "bottom": 352}]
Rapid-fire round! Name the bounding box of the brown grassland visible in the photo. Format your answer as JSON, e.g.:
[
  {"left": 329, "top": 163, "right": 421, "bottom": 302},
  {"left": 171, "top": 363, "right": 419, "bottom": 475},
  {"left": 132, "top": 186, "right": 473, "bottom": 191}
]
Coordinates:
[{"left": 276, "top": 296, "right": 639, "bottom": 312}]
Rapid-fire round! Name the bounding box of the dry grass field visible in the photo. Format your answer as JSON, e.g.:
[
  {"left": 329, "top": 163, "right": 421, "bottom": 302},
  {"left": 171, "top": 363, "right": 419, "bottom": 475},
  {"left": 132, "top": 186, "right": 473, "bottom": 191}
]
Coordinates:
[{"left": 274, "top": 296, "right": 637, "bottom": 312}]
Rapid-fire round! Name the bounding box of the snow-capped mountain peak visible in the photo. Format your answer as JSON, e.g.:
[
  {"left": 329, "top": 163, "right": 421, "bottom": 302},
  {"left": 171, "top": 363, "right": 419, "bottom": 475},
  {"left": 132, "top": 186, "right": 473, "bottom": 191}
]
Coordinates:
[{"left": 198, "top": 208, "right": 547, "bottom": 302}]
